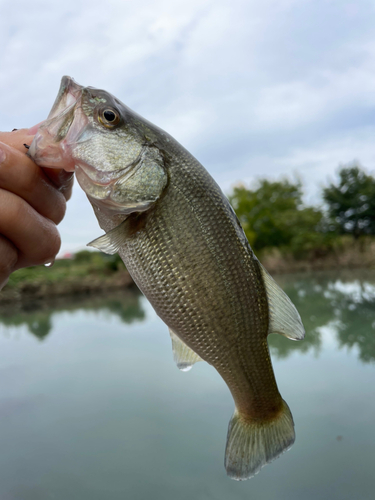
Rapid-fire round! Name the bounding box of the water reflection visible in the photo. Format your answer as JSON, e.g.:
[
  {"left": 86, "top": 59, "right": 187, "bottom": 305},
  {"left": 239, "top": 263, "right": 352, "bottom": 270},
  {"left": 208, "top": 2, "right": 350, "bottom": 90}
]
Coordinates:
[
  {"left": 268, "top": 270, "right": 375, "bottom": 363},
  {"left": 0, "top": 287, "right": 145, "bottom": 340},
  {"left": 331, "top": 281, "right": 375, "bottom": 363},
  {"left": 1, "top": 271, "right": 375, "bottom": 363}
]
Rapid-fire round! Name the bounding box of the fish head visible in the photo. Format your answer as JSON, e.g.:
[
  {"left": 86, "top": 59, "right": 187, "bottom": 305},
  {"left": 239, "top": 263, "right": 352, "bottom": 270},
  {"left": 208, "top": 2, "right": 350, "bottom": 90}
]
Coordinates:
[{"left": 29, "top": 76, "right": 167, "bottom": 215}]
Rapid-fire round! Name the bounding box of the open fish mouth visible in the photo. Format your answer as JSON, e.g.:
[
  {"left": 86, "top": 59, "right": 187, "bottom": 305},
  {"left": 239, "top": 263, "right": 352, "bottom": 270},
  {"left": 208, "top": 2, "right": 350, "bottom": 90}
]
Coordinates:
[
  {"left": 28, "top": 76, "right": 88, "bottom": 172},
  {"left": 47, "top": 76, "right": 83, "bottom": 121},
  {"left": 28, "top": 76, "right": 149, "bottom": 214}
]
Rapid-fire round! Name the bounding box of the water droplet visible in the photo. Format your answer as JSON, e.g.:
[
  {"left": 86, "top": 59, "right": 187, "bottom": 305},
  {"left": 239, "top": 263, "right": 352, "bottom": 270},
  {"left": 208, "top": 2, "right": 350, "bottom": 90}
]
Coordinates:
[{"left": 44, "top": 260, "right": 55, "bottom": 268}]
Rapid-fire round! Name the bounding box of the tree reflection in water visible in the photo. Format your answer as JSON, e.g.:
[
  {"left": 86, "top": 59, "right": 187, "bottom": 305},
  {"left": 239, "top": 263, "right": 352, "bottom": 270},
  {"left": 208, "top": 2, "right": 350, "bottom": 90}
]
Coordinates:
[
  {"left": 1, "top": 271, "right": 375, "bottom": 363},
  {"left": 332, "top": 281, "right": 375, "bottom": 363},
  {"left": 268, "top": 270, "right": 375, "bottom": 363},
  {"left": 0, "top": 287, "right": 145, "bottom": 340}
]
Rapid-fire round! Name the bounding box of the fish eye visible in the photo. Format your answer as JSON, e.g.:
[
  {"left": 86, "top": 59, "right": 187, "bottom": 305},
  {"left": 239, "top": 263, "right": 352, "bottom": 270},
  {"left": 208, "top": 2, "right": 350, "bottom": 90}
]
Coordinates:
[
  {"left": 99, "top": 108, "right": 120, "bottom": 128},
  {"left": 104, "top": 110, "right": 116, "bottom": 122}
]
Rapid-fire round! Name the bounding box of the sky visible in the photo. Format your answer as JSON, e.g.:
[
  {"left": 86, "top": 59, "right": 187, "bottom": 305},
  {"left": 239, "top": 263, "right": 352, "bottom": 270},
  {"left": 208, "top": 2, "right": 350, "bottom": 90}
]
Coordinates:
[{"left": 1, "top": 0, "right": 375, "bottom": 254}]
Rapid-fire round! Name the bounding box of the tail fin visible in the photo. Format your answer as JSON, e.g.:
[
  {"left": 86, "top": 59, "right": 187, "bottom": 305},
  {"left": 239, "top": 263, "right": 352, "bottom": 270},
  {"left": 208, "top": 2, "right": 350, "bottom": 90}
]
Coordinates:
[{"left": 224, "top": 400, "right": 295, "bottom": 480}]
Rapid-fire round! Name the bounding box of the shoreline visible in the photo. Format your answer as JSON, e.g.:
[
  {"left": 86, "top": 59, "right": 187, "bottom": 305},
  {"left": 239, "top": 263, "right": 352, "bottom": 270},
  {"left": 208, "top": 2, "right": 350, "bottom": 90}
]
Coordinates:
[
  {"left": 0, "top": 270, "right": 134, "bottom": 305},
  {"left": 260, "top": 238, "right": 375, "bottom": 275},
  {"left": 1, "top": 239, "right": 374, "bottom": 304}
]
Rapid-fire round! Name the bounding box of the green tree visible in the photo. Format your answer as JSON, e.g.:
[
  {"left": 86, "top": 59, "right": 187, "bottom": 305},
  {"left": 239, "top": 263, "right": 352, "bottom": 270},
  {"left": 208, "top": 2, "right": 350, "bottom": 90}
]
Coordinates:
[
  {"left": 229, "top": 179, "right": 328, "bottom": 256},
  {"left": 323, "top": 165, "right": 375, "bottom": 238}
]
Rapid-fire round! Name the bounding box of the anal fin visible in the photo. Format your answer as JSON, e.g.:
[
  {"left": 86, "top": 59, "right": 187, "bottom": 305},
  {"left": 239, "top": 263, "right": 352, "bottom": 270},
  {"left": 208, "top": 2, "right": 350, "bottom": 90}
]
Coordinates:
[
  {"left": 169, "top": 328, "right": 203, "bottom": 372},
  {"left": 259, "top": 263, "right": 305, "bottom": 341}
]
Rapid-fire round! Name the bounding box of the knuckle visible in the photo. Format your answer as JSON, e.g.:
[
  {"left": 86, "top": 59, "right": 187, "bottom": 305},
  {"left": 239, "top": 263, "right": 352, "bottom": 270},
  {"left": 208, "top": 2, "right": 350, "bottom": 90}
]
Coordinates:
[
  {"left": 12, "top": 195, "right": 27, "bottom": 221},
  {"left": 52, "top": 194, "right": 67, "bottom": 225},
  {"left": 36, "top": 222, "right": 61, "bottom": 264},
  {"left": 1, "top": 250, "right": 18, "bottom": 275},
  {"left": 29, "top": 174, "right": 67, "bottom": 225},
  {"left": 27, "top": 167, "right": 42, "bottom": 193},
  {"left": 49, "top": 227, "right": 62, "bottom": 257},
  {"left": 0, "top": 153, "right": 10, "bottom": 183},
  {"left": 0, "top": 148, "right": 69, "bottom": 225},
  {"left": 61, "top": 180, "right": 74, "bottom": 201},
  {"left": 0, "top": 237, "right": 18, "bottom": 285},
  {"left": 37, "top": 178, "right": 67, "bottom": 225}
]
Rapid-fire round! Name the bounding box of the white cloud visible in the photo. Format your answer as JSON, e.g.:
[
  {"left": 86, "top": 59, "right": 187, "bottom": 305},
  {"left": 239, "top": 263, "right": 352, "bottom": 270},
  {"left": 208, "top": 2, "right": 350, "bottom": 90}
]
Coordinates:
[
  {"left": 220, "top": 126, "right": 375, "bottom": 205},
  {"left": 1, "top": 0, "right": 375, "bottom": 252}
]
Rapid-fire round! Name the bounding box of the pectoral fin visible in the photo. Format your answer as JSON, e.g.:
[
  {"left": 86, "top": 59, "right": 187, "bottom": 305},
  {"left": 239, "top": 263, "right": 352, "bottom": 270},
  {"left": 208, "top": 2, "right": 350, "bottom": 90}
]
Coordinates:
[
  {"left": 87, "top": 218, "right": 130, "bottom": 255},
  {"left": 259, "top": 263, "right": 305, "bottom": 341},
  {"left": 169, "top": 328, "right": 203, "bottom": 371}
]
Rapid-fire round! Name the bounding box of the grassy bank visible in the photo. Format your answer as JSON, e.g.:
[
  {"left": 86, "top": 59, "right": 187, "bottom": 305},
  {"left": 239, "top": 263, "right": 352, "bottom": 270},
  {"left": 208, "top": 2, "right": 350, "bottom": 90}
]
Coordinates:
[{"left": 1, "top": 250, "right": 133, "bottom": 304}]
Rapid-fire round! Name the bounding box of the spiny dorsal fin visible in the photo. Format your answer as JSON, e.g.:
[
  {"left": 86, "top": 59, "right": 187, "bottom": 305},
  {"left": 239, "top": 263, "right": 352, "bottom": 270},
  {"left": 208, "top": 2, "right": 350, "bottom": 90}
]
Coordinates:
[
  {"left": 259, "top": 263, "right": 305, "bottom": 341},
  {"left": 169, "top": 328, "right": 203, "bottom": 371},
  {"left": 87, "top": 218, "right": 129, "bottom": 255}
]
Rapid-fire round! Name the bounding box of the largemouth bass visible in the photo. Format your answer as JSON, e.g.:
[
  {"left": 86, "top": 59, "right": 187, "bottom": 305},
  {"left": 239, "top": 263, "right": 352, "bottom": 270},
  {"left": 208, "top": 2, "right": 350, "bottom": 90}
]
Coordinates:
[{"left": 29, "top": 76, "right": 305, "bottom": 480}]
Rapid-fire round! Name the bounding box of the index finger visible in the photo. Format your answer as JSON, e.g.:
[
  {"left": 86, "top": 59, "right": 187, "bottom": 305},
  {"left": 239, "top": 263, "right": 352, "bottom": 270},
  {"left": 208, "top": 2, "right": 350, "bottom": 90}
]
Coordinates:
[
  {"left": 0, "top": 129, "right": 33, "bottom": 154},
  {"left": 0, "top": 129, "right": 74, "bottom": 201}
]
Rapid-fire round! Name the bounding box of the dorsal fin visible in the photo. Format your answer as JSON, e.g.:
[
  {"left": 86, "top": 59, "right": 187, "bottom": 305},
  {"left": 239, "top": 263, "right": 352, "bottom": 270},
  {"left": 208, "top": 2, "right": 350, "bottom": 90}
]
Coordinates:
[
  {"left": 169, "top": 328, "right": 203, "bottom": 371},
  {"left": 259, "top": 264, "right": 305, "bottom": 341}
]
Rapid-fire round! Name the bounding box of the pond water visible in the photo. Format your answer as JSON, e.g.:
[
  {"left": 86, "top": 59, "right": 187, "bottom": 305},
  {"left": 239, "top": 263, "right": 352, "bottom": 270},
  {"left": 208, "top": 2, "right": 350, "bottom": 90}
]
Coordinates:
[{"left": 0, "top": 271, "right": 374, "bottom": 500}]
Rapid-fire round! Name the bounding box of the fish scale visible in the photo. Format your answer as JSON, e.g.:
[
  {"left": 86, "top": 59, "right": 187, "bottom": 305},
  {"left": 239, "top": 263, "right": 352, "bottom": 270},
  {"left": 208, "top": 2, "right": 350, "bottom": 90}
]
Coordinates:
[
  {"left": 29, "top": 76, "right": 305, "bottom": 480},
  {"left": 117, "top": 152, "right": 280, "bottom": 418}
]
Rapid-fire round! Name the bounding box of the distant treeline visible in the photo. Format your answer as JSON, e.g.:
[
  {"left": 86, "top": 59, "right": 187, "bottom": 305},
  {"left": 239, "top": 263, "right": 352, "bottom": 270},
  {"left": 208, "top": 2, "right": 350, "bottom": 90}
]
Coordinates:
[
  {"left": 229, "top": 163, "right": 375, "bottom": 259},
  {"left": 5, "top": 163, "right": 375, "bottom": 295}
]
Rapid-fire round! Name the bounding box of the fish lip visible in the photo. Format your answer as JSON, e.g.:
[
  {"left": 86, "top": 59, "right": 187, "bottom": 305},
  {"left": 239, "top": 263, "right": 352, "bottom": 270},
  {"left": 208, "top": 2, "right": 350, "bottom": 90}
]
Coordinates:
[
  {"left": 29, "top": 76, "right": 142, "bottom": 178},
  {"left": 28, "top": 77, "right": 87, "bottom": 171},
  {"left": 47, "top": 76, "right": 83, "bottom": 121},
  {"left": 28, "top": 120, "right": 46, "bottom": 135},
  {"left": 28, "top": 106, "right": 86, "bottom": 171}
]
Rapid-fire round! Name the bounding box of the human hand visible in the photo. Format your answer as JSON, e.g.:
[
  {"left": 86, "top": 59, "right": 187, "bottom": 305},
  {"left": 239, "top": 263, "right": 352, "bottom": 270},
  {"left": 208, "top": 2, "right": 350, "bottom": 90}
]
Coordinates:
[{"left": 0, "top": 128, "right": 74, "bottom": 289}]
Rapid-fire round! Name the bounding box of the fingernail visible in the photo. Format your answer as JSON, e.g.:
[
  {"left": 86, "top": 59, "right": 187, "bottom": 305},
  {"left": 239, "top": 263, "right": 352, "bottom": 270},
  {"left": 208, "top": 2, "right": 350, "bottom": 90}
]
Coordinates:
[{"left": 0, "top": 147, "right": 6, "bottom": 164}]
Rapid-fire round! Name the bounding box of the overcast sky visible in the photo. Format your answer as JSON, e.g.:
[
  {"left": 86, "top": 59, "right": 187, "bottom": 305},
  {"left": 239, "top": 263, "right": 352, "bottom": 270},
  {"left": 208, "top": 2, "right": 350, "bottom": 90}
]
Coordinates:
[{"left": 1, "top": 0, "right": 375, "bottom": 254}]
